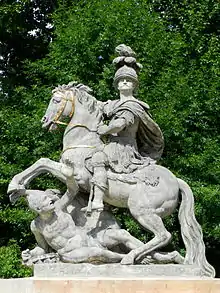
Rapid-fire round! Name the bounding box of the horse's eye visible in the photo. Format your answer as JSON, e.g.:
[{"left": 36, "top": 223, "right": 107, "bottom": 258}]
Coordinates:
[{"left": 52, "top": 98, "right": 61, "bottom": 104}]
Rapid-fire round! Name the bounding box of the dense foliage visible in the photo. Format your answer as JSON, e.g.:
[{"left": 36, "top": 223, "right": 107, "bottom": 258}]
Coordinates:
[
  {"left": 0, "top": 0, "right": 219, "bottom": 277},
  {"left": 0, "top": 0, "right": 60, "bottom": 97}
]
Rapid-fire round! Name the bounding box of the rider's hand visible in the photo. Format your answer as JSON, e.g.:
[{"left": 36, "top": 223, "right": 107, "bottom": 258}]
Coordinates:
[{"left": 97, "top": 124, "right": 109, "bottom": 135}]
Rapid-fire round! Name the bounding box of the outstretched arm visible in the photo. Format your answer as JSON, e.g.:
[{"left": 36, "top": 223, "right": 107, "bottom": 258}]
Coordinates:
[
  {"left": 30, "top": 220, "right": 50, "bottom": 253},
  {"left": 57, "top": 190, "right": 76, "bottom": 212},
  {"left": 98, "top": 118, "right": 127, "bottom": 135},
  {"left": 98, "top": 110, "right": 135, "bottom": 135}
]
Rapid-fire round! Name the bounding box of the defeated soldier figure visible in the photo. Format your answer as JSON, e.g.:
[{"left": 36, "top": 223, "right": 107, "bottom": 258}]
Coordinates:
[
  {"left": 21, "top": 189, "right": 125, "bottom": 264},
  {"left": 20, "top": 188, "right": 184, "bottom": 266}
]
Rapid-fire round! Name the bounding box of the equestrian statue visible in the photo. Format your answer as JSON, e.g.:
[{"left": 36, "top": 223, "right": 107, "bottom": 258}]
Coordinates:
[{"left": 7, "top": 44, "right": 215, "bottom": 277}]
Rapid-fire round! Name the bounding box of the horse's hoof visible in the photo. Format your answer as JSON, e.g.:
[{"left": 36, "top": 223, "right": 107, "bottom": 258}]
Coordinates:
[
  {"left": 173, "top": 251, "right": 184, "bottom": 264},
  {"left": 121, "top": 254, "right": 135, "bottom": 265},
  {"left": 9, "top": 191, "right": 25, "bottom": 204},
  {"left": 7, "top": 182, "right": 25, "bottom": 194},
  {"left": 7, "top": 181, "right": 26, "bottom": 204},
  {"left": 7, "top": 182, "right": 19, "bottom": 194}
]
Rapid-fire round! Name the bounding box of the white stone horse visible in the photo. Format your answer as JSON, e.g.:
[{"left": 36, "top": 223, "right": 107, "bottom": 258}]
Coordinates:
[{"left": 8, "top": 83, "right": 215, "bottom": 277}]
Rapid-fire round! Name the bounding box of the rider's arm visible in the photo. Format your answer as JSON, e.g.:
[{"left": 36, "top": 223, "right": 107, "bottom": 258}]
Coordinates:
[
  {"left": 102, "top": 118, "right": 127, "bottom": 134},
  {"left": 58, "top": 190, "right": 76, "bottom": 212},
  {"left": 99, "top": 110, "right": 135, "bottom": 135}
]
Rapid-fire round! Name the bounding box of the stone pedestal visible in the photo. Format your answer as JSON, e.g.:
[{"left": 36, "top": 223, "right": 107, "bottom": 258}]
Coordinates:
[
  {"left": 1, "top": 277, "right": 220, "bottom": 293},
  {"left": 33, "top": 278, "right": 220, "bottom": 293},
  {"left": 34, "top": 263, "right": 205, "bottom": 278},
  {"left": 1, "top": 264, "right": 220, "bottom": 293}
]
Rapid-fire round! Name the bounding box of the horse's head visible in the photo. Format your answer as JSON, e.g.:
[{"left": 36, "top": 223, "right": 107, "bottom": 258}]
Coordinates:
[
  {"left": 41, "top": 84, "right": 75, "bottom": 131},
  {"left": 42, "top": 82, "right": 102, "bottom": 131}
]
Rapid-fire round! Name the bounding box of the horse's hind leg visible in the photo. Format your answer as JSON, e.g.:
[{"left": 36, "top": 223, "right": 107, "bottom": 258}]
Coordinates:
[
  {"left": 142, "top": 251, "right": 184, "bottom": 264},
  {"left": 121, "top": 208, "right": 171, "bottom": 265}
]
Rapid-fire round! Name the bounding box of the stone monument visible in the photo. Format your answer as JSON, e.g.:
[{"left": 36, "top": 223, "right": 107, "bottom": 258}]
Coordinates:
[{"left": 7, "top": 45, "right": 217, "bottom": 290}]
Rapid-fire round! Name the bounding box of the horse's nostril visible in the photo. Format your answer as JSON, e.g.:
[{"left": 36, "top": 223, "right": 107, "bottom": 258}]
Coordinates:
[{"left": 42, "top": 116, "right": 47, "bottom": 122}]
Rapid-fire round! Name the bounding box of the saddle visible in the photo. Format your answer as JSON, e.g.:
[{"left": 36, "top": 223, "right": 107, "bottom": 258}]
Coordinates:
[
  {"left": 85, "top": 151, "right": 160, "bottom": 187},
  {"left": 107, "top": 164, "right": 160, "bottom": 187}
]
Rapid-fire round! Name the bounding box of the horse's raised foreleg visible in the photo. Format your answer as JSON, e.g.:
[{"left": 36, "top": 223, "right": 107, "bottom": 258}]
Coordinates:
[
  {"left": 8, "top": 158, "right": 69, "bottom": 194},
  {"left": 121, "top": 209, "right": 171, "bottom": 265}
]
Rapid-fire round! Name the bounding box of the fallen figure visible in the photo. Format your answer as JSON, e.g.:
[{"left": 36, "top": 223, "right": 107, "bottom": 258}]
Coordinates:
[{"left": 19, "top": 189, "right": 184, "bottom": 266}]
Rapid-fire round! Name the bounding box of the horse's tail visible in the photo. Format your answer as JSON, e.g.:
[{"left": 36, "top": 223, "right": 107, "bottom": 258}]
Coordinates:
[{"left": 177, "top": 178, "right": 215, "bottom": 277}]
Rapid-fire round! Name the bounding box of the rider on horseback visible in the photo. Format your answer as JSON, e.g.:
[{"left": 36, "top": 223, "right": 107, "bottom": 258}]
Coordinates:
[{"left": 83, "top": 45, "right": 164, "bottom": 213}]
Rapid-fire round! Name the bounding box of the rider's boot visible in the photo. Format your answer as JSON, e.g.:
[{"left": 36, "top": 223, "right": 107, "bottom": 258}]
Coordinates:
[
  {"left": 91, "top": 183, "right": 106, "bottom": 211},
  {"left": 81, "top": 151, "right": 107, "bottom": 213}
]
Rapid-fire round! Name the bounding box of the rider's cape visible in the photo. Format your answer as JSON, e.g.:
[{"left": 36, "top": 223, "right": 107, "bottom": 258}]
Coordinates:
[{"left": 103, "top": 99, "right": 164, "bottom": 161}]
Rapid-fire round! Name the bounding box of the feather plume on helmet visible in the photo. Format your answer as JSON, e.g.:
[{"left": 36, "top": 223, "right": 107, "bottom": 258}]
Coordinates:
[{"left": 113, "top": 44, "right": 143, "bottom": 89}]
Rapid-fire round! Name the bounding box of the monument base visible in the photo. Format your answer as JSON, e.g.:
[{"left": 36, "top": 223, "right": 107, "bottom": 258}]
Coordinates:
[
  {"left": 34, "top": 263, "right": 205, "bottom": 278},
  {"left": 1, "top": 277, "right": 220, "bottom": 293},
  {"left": 1, "top": 264, "right": 219, "bottom": 293}
]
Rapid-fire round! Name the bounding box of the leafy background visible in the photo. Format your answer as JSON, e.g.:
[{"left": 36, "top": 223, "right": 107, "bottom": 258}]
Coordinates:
[{"left": 0, "top": 0, "right": 219, "bottom": 277}]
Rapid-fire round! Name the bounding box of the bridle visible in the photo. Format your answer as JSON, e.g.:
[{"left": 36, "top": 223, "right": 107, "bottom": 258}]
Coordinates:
[
  {"left": 51, "top": 89, "right": 98, "bottom": 152},
  {"left": 52, "top": 90, "right": 97, "bottom": 133},
  {"left": 53, "top": 90, "right": 75, "bottom": 126}
]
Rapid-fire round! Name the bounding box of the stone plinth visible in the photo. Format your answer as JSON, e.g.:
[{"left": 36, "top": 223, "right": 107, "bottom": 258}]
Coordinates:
[
  {"left": 1, "top": 264, "right": 219, "bottom": 293},
  {"left": 1, "top": 278, "right": 220, "bottom": 293},
  {"left": 34, "top": 263, "right": 204, "bottom": 278},
  {"left": 34, "top": 278, "right": 220, "bottom": 293}
]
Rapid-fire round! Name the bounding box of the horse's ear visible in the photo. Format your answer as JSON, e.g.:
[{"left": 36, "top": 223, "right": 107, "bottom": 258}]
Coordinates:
[
  {"left": 76, "top": 83, "right": 93, "bottom": 94},
  {"left": 68, "top": 81, "right": 78, "bottom": 87},
  {"left": 52, "top": 84, "right": 62, "bottom": 93}
]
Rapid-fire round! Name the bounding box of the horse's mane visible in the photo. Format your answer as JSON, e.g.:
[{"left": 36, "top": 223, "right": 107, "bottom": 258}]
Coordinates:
[
  {"left": 52, "top": 82, "right": 98, "bottom": 114},
  {"left": 52, "top": 81, "right": 93, "bottom": 94}
]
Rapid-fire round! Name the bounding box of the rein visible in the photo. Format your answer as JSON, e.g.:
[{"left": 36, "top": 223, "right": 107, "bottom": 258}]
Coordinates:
[
  {"left": 52, "top": 89, "right": 98, "bottom": 154},
  {"left": 52, "top": 90, "right": 96, "bottom": 132},
  {"left": 53, "top": 90, "right": 75, "bottom": 123},
  {"left": 55, "top": 120, "right": 96, "bottom": 132},
  {"left": 61, "top": 145, "right": 96, "bottom": 155}
]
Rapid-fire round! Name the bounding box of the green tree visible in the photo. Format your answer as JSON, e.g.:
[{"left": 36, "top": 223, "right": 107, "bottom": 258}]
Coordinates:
[{"left": 0, "top": 0, "right": 58, "bottom": 97}]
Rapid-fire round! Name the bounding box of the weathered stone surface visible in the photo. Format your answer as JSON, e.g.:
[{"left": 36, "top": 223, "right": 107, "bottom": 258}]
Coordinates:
[
  {"left": 33, "top": 279, "right": 220, "bottom": 293},
  {"left": 34, "top": 263, "right": 204, "bottom": 278},
  {"left": 7, "top": 44, "right": 216, "bottom": 278},
  {"left": 1, "top": 278, "right": 220, "bottom": 293},
  {"left": 0, "top": 278, "right": 33, "bottom": 293}
]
